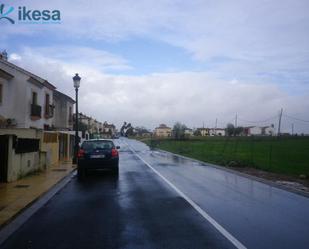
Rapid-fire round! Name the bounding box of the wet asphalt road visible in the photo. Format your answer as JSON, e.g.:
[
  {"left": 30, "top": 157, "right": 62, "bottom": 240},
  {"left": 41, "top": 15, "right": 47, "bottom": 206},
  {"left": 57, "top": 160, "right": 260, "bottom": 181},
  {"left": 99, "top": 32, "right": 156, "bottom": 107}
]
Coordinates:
[{"left": 1, "top": 138, "right": 309, "bottom": 249}]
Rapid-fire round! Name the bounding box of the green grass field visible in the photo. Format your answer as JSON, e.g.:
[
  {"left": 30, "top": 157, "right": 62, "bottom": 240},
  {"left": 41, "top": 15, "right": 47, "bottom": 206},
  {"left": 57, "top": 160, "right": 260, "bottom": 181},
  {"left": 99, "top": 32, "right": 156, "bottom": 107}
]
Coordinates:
[{"left": 144, "top": 136, "right": 309, "bottom": 176}]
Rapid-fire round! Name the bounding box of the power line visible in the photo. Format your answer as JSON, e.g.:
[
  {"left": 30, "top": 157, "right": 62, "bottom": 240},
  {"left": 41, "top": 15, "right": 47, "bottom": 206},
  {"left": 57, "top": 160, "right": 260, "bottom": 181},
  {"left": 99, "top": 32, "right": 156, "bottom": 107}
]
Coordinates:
[
  {"left": 283, "top": 114, "right": 309, "bottom": 123},
  {"left": 238, "top": 115, "right": 277, "bottom": 124}
]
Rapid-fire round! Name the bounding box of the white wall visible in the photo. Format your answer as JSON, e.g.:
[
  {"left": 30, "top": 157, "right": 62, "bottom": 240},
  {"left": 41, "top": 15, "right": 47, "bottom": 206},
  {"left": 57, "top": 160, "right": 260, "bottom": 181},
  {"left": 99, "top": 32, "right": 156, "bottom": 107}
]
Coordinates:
[
  {"left": 0, "top": 129, "right": 45, "bottom": 182},
  {"left": 249, "top": 126, "right": 262, "bottom": 135},
  {"left": 52, "top": 95, "right": 74, "bottom": 130},
  {"left": 0, "top": 72, "right": 28, "bottom": 127},
  {"left": 0, "top": 61, "right": 53, "bottom": 129},
  {"left": 25, "top": 84, "right": 54, "bottom": 129},
  {"left": 264, "top": 127, "right": 275, "bottom": 136}
]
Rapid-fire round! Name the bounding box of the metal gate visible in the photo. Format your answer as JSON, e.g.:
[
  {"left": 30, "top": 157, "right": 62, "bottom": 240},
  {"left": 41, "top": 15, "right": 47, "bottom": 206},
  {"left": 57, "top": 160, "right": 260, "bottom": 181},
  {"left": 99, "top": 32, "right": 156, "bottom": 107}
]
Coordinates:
[{"left": 0, "top": 135, "right": 9, "bottom": 182}]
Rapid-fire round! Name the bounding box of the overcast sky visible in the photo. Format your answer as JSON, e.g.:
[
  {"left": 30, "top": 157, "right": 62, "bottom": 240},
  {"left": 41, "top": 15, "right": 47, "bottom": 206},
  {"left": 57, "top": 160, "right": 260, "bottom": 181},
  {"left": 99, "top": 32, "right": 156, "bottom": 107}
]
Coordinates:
[{"left": 1, "top": 0, "right": 309, "bottom": 133}]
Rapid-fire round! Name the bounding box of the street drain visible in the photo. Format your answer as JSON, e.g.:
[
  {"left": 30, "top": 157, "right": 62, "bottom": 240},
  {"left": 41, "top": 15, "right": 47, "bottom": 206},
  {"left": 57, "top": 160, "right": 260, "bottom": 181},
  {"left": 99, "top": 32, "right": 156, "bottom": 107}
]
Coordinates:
[
  {"left": 14, "top": 184, "right": 30, "bottom": 188},
  {"left": 52, "top": 169, "right": 67, "bottom": 172}
]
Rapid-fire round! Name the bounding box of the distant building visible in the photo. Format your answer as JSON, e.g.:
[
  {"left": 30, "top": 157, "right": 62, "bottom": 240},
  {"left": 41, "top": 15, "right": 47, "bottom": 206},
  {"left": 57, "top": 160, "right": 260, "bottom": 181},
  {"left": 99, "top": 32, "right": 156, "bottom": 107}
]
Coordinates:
[
  {"left": 196, "top": 128, "right": 209, "bottom": 136},
  {"left": 102, "top": 121, "right": 116, "bottom": 138},
  {"left": 153, "top": 124, "right": 172, "bottom": 137},
  {"left": 244, "top": 125, "right": 275, "bottom": 136},
  {"left": 184, "top": 128, "right": 194, "bottom": 137},
  {"left": 262, "top": 125, "right": 275, "bottom": 136},
  {"left": 209, "top": 128, "right": 226, "bottom": 136}
]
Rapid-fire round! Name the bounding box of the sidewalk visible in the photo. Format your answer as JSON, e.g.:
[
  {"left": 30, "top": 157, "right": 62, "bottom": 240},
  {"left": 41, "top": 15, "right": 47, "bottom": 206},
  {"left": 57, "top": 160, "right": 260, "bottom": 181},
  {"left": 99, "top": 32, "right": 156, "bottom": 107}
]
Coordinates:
[{"left": 0, "top": 162, "right": 76, "bottom": 228}]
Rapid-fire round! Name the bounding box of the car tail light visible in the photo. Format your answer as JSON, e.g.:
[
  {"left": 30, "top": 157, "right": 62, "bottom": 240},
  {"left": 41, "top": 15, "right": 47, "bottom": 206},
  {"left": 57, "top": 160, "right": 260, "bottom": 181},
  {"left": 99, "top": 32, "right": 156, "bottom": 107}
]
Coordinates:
[
  {"left": 111, "top": 148, "right": 118, "bottom": 157},
  {"left": 77, "top": 149, "right": 85, "bottom": 158}
]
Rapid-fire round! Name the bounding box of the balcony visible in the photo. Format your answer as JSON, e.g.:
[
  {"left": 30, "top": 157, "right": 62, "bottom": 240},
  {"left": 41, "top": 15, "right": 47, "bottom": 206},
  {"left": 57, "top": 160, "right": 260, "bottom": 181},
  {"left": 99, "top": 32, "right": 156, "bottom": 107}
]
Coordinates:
[{"left": 30, "top": 104, "right": 42, "bottom": 120}]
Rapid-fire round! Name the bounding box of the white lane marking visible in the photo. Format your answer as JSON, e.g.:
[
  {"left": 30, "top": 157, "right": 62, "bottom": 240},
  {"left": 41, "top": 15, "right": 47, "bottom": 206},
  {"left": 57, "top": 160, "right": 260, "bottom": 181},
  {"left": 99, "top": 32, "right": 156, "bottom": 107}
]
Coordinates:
[{"left": 126, "top": 141, "right": 247, "bottom": 249}]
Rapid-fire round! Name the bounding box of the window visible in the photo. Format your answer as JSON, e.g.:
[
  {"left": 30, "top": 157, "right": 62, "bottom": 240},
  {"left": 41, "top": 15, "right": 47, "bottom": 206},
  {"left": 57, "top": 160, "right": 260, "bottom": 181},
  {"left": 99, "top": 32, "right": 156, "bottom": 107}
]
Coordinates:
[
  {"left": 81, "top": 140, "right": 114, "bottom": 151},
  {"left": 45, "top": 94, "right": 50, "bottom": 115},
  {"left": 0, "top": 84, "right": 2, "bottom": 104},
  {"left": 69, "top": 106, "right": 72, "bottom": 122},
  {"left": 32, "top": 92, "right": 37, "bottom": 105}
]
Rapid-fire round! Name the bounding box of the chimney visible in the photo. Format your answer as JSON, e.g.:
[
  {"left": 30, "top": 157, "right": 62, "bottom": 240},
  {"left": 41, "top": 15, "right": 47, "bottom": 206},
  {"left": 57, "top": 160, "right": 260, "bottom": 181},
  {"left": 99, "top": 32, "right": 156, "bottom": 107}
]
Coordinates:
[{"left": 1, "top": 50, "right": 8, "bottom": 61}]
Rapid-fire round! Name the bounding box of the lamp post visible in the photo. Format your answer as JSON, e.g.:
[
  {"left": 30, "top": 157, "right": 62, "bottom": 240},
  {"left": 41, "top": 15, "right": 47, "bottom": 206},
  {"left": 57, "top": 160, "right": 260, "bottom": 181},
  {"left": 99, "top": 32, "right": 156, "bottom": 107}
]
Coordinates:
[{"left": 73, "top": 73, "right": 81, "bottom": 164}]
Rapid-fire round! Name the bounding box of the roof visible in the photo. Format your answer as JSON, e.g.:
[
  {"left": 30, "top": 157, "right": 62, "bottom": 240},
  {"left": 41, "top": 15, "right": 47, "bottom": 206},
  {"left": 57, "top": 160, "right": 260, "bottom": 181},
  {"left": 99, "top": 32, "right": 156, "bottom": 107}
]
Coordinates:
[
  {"left": 54, "top": 90, "right": 75, "bottom": 103},
  {"left": 155, "top": 124, "right": 171, "bottom": 129},
  {"left": 0, "top": 68, "right": 14, "bottom": 80},
  {"left": 0, "top": 57, "right": 56, "bottom": 90},
  {"left": 104, "top": 123, "right": 115, "bottom": 128}
]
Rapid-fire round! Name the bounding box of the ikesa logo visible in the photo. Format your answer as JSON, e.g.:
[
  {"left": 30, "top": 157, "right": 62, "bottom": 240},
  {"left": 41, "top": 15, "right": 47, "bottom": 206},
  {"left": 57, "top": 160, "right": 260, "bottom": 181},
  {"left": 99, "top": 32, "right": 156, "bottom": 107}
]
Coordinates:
[
  {"left": 0, "top": 3, "right": 61, "bottom": 24},
  {"left": 0, "top": 4, "right": 14, "bottom": 24}
]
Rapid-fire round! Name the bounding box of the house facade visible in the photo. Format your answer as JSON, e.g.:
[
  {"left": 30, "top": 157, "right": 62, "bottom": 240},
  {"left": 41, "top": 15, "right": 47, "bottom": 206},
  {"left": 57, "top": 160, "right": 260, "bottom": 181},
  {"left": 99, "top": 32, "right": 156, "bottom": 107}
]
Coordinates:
[
  {"left": 184, "top": 128, "right": 194, "bottom": 137},
  {"left": 209, "top": 128, "right": 226, "bottom": 136},
  {"left": 262, "top": 125, "right": 275, "bottom": 136},
  {"left": 102, "top": 121, "right": 116, "bottom": 138},
  {"left": 0, "top": 52, "right": 76, "bottom": 182},
  {"left": 196, "top": 128, "right": 209, "bottom": 136},
  {"left": 244, "top": 125, "right": 275, "bottom": 136},
  {"left": 0, "top": 56, "right": 55, "bottom": 130},
  {"left": 52, "top": 90, "right": 75, "bottom": 130},
  {"left": 153, "top": 124, "right": 172, "bottom": 137}
]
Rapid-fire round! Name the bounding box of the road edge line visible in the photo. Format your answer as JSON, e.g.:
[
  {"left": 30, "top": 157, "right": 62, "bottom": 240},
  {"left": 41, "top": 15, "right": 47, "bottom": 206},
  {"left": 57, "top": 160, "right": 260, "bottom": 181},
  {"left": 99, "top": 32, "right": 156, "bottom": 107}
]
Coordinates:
[{"left": 127, "top": 143, "right": 247, "bottom": 249}]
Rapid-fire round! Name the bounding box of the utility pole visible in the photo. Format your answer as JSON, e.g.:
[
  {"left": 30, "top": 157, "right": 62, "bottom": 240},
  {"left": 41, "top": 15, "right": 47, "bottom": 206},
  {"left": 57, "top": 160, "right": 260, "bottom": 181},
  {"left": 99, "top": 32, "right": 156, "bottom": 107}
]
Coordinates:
[
  {"left": 215, "top": 118, "right": 218, "bottom": 136},
  {"left": 277, "top": 108, "right": 283, "bottom": 136},
  {"left": 233, "top": 113, "right": 238, "bottom": 136},
  {"left": 291, "top": 123, "right": 294, "bottom": 135}
]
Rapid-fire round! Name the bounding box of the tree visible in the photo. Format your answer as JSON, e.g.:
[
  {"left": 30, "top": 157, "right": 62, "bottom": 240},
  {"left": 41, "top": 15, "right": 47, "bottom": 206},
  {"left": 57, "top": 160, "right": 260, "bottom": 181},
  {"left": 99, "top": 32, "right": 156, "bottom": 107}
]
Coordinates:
[
  {"left": 235, "top": 126, "right": 244, "bottom": 136},
  {"left": 226, "top": 123, "right": 235, "bottom": 136},
  {"left": 173, "top": 122, "right": 187, "bottom": 140},
  {"left": 226, "top": 123, "right": 243, "bottom": 136},
  {"left": 135, "top": 126, "right": 150, "bottom": 136},
  {"left": 193, "top": 129, "right": 201, "bottom": 136},
  {"left": 120, "top": 122, "right": 127, "bottom": 136}
]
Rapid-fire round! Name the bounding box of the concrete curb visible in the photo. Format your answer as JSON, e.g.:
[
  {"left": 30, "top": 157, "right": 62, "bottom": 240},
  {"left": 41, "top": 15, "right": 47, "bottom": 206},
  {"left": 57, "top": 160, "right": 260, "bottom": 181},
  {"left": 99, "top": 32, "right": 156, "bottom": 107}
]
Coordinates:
[
  {"left": 155, "top": 149, "right": 309, "bottom": 198},
  {"left": 0, "top": 170, "right": 76, "bottom": 246}
]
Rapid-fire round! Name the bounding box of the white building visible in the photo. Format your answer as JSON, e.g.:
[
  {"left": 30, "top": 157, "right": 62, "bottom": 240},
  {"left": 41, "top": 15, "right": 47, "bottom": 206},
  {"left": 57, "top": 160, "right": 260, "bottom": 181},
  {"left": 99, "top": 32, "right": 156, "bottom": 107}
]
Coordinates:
[
  {"left": 0, "top": 55, "right": 56, "bottom": 129},
  {"left": 184, "top": 128, "right": 194, "bottom": 136},
  {"left": 209, "top": 128, "right": 226, "bottom": 136},
  {"left": 52, "top": 90, "right": 75, "bottom": 130},
  {"left": 245, "top": 125, "right": 275, "bottom": 136},
  {"left": 195, "top": 128, "right": 209, "bottom": 136},
  {"left": 262, "top": 125, "right": 275, "bottom": 136}
]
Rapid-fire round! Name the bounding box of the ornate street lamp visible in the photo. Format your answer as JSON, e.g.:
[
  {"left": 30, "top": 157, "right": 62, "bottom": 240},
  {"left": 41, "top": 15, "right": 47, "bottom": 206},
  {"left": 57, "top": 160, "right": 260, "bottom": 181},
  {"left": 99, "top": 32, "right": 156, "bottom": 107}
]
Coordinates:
[{"left": 73, "top": 73, "right": 81, "bottom": 164}]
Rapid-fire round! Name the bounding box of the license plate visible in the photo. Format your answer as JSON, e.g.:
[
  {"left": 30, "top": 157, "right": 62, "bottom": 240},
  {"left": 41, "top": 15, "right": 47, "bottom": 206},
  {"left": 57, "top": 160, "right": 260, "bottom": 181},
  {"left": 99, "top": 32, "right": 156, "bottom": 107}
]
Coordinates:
[{"left": 90, "top": 155, "right": 105, "bottom": 159}]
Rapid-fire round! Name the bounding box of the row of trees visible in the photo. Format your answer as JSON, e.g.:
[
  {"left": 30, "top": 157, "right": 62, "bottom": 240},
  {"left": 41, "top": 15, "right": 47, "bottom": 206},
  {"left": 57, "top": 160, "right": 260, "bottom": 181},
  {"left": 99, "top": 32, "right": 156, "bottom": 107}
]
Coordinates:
[
  {"left": 121, "top": 121, "right": 245, "bottom": 139},
  {"left": 226, "top": 123, "right": 244, "bottom": 136}
]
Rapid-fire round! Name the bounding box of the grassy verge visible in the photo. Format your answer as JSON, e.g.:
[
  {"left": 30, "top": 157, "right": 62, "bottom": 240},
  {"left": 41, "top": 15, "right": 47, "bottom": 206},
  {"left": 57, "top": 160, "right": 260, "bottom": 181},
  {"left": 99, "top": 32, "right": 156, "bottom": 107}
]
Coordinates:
[{"left": 143, "top": 136, "right": 309, "bottom": 176}]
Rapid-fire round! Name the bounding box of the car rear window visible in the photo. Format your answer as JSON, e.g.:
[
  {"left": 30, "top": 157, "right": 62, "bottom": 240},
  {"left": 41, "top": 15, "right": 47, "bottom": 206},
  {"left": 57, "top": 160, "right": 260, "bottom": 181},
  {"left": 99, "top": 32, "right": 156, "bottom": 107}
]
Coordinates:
[{"left": 82, "top": 140, "right": 114, "bottom": 151}]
